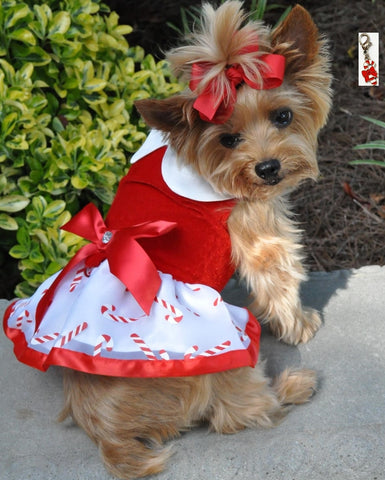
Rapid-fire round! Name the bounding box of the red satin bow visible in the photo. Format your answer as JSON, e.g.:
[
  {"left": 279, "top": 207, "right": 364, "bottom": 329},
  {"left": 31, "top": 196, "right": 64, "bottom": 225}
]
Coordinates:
[
  {"left": 189, "top": 51, "right": 285, "bottom": 124},
  {"left": 34, "top": 203, "right": 176, "bottom": 330}
]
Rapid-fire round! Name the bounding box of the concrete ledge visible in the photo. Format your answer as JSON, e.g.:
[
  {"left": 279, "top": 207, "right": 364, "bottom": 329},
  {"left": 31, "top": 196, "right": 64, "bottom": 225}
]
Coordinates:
[{"left": 1, "top": 266, "right": 385, "bottom": 479}]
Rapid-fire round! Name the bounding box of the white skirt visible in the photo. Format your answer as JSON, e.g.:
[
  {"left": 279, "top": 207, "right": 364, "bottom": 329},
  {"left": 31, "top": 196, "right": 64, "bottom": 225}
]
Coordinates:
[{"left": 4, "top": 260, "right": 260, "bottom": 377}]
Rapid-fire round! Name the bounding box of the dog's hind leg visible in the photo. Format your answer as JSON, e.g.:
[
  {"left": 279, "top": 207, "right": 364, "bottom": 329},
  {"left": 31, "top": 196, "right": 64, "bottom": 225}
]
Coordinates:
[{"left": 59, "top": 370, "right": 211, "bottom": 479}]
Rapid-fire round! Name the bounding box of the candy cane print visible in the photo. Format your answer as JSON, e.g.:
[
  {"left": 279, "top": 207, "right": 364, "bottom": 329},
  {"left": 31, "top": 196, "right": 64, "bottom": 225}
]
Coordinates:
[
  {"left": 130, "top": 333, "right": 157, "bottom": 361},
  {"left": 213, "top": 295, "right": 223, "bottom": 307},
  {"left": 101, "top": 305, "right": 145, "bottom": 323},
  {"left": 159, "top": 349, "right": 170, "bottom": 360},
  {"left": 231, "top": 321, "right": 247, "bottom": 343},
  {"left": 236, "top": 325, "right": 246, "bottom": 343},
  {"left": 362, "top": 60, "right": 378, "bottom": 85},
  {"left": 55, "top": 322, "right": 88, "bottom": 348},
  {"left": 31, "top": 332, "right": 60, "bottom": 345},
  {"left": 185, "top": 284, "right": 202, "bottom": 314},
  {"left": 198, "top": 340, "right": 231, "bottom": 357},
  {"left": 185, "top": 306, "right": 200, "bottom": 317},
  {"left": 184, "top": 345, "right": 198, "bottom": 360},
  {"left": 154, "top": 297, "right": 183, "bottom": 324},
  {"left": 69, "top": 267, "right": 92, "bottom": 292},
  {"left": 186, "top": 285, "right": 201, "bottom": 292},
  {"left": 15, "top": 309, "right": 33, "bottom": 329},
  {"left": 93, "top": 334, "right": 113, "bottom": 356}
]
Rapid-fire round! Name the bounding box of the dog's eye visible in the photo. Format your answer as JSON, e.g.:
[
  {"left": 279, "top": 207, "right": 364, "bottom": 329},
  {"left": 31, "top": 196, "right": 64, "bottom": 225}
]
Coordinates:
[
  {"left": 219, "top": 134, "right": 242, "bottom": 149},
  {"left": 270, "top": 108, "right": 293, "bottom": 128}
]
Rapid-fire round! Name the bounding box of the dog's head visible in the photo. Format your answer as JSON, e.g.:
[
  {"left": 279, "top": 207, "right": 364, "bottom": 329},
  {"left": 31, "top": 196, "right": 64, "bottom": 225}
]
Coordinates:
[{"left": 135, "top": 1, "right": 332, "bottom": 202}]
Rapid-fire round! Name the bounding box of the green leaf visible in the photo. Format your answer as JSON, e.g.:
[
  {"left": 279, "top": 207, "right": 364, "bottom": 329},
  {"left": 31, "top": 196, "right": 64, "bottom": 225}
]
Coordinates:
[
  {"left": 17, "top": 177, "right": 35, "bottom": 195},
  {"left": 30, "top": 4, "right": 51, "bottom": 38},
  {"left": 0, "top": 58, "right": 16, "bottom": 81},
  {"left": 141, "top": 54, "right": 156, "bottom": 71},
  {"left": 71, "top": 174, "right": 88, "bottom": 189},
  {"left": 98, "top": 32, "right": 120, "bottom": 49},
  {"left": 19, "top": 62, "right": 34, "bottom": 80},
  {"left": 14, "top": 281, "right": 33, "bottom": 297},
  {"left": 256, "top": 0, "right": 267, "bottom": 20},
  {"left": 360, "top": 116, "right": 385, "bottom": 129},
  {"left": 16, "top": 226, "right": 31, "bottom": 247},
  {"left": 11, "top": 44, "right": 51, "bottom": 66},
  {"left": 1, "top": 112, "right": 19, "bottom": 137},
  {"left": 26, "top": 210, "right": 39, "bottom": 224},
  {"left": 114, "top": 25, "right": 133, "bottom": 36},
  {"left": 353, "top": 141, "right": 385, "bottom": 150},
  {"left": 8, "top": 28, "right": 37, "bottom": 46},
  {"left": 29, "top": 246, "right": 45, "bottom": 263},
  {"left": 5, "top": 4, "right": 31, "bottom": 29},
  {"left": 48, "top": 11, "right": 71, "bottom": 37},
  {"left": 83, "top": 78, "right": 108, "bottom": 92},
  {"left": 33, "top": 4, "right": 52, "bottom": 29},
  {"left": 0, "top": 213, "right": 18, "bottom": 231},
  {"left": 31, "top": 196, "right": 47, "bottom": 216},
  {"left": 9, "top": 244, "right": 30, "bottom": 258},
  {"left": 43, "top": 200, "right": 65, "bottom": 218},
  {"left": 5, "top": 135, "right": 29, "bottom": 150},
  {"left": 349, "top": 159, "right": 385, "bottom": 167},
  {"left": 0, "top": 195, "right": 30, "bottom": 212}
]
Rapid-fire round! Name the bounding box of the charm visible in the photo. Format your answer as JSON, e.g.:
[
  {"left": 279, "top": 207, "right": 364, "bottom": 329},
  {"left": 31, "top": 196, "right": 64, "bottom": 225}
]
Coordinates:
[
  {"left": 362, "top": 59, "right": 378, "bottom": 85},
  {"left": 359, "top": 33, "right": 379, "bottom": 86}
]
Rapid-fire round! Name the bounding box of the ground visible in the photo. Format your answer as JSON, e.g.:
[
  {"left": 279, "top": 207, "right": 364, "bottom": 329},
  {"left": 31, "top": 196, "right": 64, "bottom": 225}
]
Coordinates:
[{"left": 2, "top": 1, "right": 384, "bottom": 299}]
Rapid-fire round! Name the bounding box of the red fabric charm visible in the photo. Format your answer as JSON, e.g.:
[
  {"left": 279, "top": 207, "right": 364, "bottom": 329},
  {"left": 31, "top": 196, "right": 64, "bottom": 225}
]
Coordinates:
[
  {"left": 361, "top": 59, "right": 378, "bottom": 85},
  {"left": 35, "top": 203, "right": 176, "bottom": 329},
  {"left": 189, "top": 48, "right": 285, "bottom": 123}
]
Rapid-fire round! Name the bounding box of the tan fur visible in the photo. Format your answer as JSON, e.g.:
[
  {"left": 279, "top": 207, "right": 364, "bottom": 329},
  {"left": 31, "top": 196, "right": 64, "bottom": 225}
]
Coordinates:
[
  {"left": 59, "top": 3, "right": 332, "bottom": 478},
  {"left": 60, "top": 366, "right": 315, "bottom": 479}
]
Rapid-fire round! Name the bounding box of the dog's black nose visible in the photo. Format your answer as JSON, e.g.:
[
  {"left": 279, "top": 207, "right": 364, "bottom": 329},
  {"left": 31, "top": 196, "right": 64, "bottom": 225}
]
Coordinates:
[{"left": 255, "top": 159, "right": 281, "bottom": 183}]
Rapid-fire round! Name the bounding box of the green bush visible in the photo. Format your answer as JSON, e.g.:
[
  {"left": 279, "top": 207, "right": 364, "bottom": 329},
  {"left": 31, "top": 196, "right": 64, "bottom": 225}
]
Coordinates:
[{"left": 0, "top": 0, "right": 183, "bottom": 297}]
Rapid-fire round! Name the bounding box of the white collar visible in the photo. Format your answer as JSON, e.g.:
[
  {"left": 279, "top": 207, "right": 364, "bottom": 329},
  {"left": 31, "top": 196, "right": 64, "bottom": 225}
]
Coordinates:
[{"left": 130, "top": 130, "right": 234, "bottom": 202}]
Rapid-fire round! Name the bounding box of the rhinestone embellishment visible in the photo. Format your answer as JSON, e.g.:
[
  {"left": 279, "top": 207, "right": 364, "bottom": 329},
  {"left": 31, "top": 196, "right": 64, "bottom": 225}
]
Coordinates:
[{"left": 102, "top": 230, "right": 113, "bottom": 244}]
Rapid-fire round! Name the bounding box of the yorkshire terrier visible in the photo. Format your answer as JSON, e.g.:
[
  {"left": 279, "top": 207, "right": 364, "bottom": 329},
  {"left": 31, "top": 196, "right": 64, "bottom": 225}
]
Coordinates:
[
  {"left": 5, "top": 1, "right": 332, "bottom": 479},
  {"left": 59, "top": 2, "right": 331, "bottom": 478}
]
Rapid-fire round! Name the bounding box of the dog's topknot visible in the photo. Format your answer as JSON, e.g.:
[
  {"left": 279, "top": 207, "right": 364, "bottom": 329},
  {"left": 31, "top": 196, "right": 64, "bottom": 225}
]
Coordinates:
[{"left": 166, "top": 1, "right": 272, "bottom": 101}]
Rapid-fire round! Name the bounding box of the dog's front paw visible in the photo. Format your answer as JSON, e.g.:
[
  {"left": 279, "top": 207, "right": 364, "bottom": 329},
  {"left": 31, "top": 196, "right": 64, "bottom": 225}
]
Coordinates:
[
  {"left": 295, "top": 307, "right": 322, "bottom": 344},
  {"left": 270, "top": 307, "right": 322, "bottom": 345}
]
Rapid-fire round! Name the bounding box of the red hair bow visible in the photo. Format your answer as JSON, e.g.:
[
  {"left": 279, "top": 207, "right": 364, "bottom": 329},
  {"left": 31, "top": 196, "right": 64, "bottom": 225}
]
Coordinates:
[
  {"left": 189, "top": 50, "right": 285, "bottom": 124},
  {"left": 35, "top": 203, "right": 176, "bottom": 330}
]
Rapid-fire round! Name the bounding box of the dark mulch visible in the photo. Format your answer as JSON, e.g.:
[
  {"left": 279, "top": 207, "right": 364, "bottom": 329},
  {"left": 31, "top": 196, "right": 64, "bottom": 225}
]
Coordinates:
[{"left": 2, "top": 1, "right": 384, "bottom": 299}]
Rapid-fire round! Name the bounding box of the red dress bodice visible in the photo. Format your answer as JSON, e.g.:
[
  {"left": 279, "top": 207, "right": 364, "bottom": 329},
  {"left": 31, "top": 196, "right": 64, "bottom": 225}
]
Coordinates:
[{"left": 106, "top": 146, "right": 236, "bottom": 292}]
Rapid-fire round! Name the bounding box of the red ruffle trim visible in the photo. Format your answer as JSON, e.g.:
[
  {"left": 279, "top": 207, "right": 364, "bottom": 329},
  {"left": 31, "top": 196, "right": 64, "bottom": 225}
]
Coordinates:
[{"left": 3, "top": 301, "right": 260, "bottom": 378}]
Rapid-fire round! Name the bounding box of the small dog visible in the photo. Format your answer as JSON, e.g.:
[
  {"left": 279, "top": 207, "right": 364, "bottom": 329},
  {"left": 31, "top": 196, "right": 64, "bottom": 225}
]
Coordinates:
[
  {"left": 58, "top": 2, "right": 332, "bottom": 478},
  {"left": 4, "top": 1, "right": 331, "bottom": 478}
]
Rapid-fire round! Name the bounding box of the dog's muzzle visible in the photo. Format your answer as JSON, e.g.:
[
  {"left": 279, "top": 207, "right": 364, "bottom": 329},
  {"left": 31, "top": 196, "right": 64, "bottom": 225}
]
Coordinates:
[{"left": 255, "top": 159, "right": 282, "bottom": 185}]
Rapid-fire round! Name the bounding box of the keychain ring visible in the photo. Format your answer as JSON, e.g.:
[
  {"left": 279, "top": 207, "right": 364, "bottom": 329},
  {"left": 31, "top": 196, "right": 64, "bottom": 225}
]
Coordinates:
[{"left": 359, "top": 33, "right": 371, "bottom": 51}]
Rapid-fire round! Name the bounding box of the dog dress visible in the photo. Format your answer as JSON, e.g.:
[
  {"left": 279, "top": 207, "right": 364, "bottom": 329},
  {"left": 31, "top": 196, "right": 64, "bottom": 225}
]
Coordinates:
[{"left": 3, "top": 130, "right": 261, "bottom": 377}]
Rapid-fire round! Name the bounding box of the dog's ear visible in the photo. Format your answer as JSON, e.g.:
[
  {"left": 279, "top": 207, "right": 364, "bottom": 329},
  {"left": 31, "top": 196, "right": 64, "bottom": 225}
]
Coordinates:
[
  {"left": 135, "top": 96, "right": 199, "bottom": 134},
  {"left": 271, "top": 5, "right": 331, "bottom": 130},
  {"left": 271, "top": 5, "right": 320, "bottom": 70}
]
